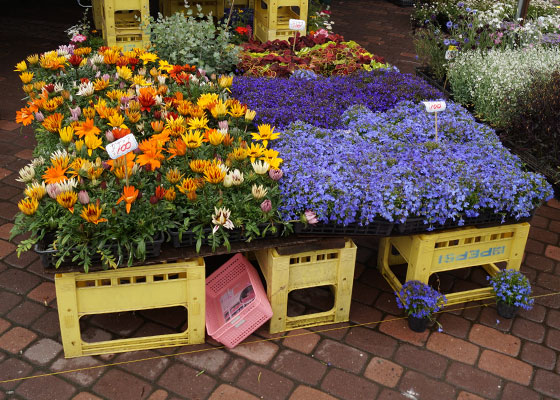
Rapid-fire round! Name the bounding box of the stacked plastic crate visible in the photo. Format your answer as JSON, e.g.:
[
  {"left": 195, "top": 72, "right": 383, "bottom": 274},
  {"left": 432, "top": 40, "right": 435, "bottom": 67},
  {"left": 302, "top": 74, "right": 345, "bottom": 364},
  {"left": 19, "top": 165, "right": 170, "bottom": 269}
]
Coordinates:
[
  {"left": 101, "top": 0, "right": 151, "bottom": 51},
  {"left": 253, "top": 0, "right": 308, "bottom": 42}
]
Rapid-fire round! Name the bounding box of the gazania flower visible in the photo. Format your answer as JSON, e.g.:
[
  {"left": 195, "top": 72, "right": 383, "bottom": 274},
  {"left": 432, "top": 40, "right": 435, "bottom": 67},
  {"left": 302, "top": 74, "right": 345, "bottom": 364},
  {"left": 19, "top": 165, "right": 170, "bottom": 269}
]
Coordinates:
[
  {"left": 82, "top": 107, "right": 96, "bottom": 119},
  {"left": 165, "top": 115, "right": 187, "bottom": 136},
  {"left": 165, "top": 167, "right": 183, "bottom": 184},
  {"left": 93, "top": 77, "right": 110, "bottom": 91},
  {"left": 117, "top": 65, "right": 133, "bottom": 80},
  {"left": 155, "top": 185, "right": 166, "bottom": 200},
  {"left": 246, "top": 142, "right": 265, "bottom": 161},
  {"left": 18, "top": 197, "right": 39, "bottom": 216},
  {"left": 181, "top": 130, "right": 204, "bottom": 149},
  {"left": 228, "top": 101, "right": 246, "bottom": 117},
  {"left": 59, "top": 126, "right": 74, "bottom": 144},
  {"left": 176, "top": 177, "right": 199, "bottom": 195},
  {"left": 84, "top": 134, "right": 103, "bottom": 156},
  {"left": 16, "top": 108, "right": 34, "bottom": 126},
  {"left": 252, "top": 124, "right": 280, "bottom": 148},
  {"left": 106, "top": 152, "right": 135, "bottom": 173},
  {"left": 112, "top": 127, "right": 131, "bottom": 140},
  {"left": 16, "top": 165, "right": 35, "bottom": 183},
  {"left": 138, "top": 87, "right": 156, "bottom": 111},
  {"left": 260, "top": 148, "right": 283, "bottom": 169},
  {"left": 42, "top": 97, "right": 64, "bottom": 112},
  {"left": 207, "top": 129, "right": 224, "bottom": 146},
  {"left": 252, "top": 160, "right": 270, "bottom": 175},
  {"left": 189, "top": 159, "right": 207, "bottom": 173},
  {"left": 117, "top": 185, "right": 139, "bottom": 214},
  {"left": 212, "top": 207, "right": 234, "bottom": 234},
  {"left": 14, "top": 61, "right": 27, "bottom": 72},
  {"left": 210, "top": 100, "right": 228, "bottom": 119},
  {"left": 187, "top": 116, "right": 209, "bottom": 131},
  {"left": 50, "top": 149, "right": 70, "bottom": 169},
  {"left": 43, "top": 164, "right": 68, "bottom": 184},
  {"left": 151, "top": 120, "right": 164, "bottom": 133},
  {"left": 24, "top": 182, "right": 47, "bottom": 200},
  {"left": 19, "top": 72, "right": 34, "bottom": 83},
  {"left": 197, "top": 93, "right": 219, "bottom": 109},
  {"left": 81, "top": 200, "right": 108, "bottom": 224},
  {"left": 126, "top": 109, "right": 141, "bottom": 123},
  {"left": 75, "top": 118, "right": 101, "bottom": 138},
  {"left": 107, "top": 113, "right": 126, "bottom": 128},
  {"left": 167, "top": 138, "right": 186, "bottom": 159},
  {"left": 56, "top": 190, "right": 78, "bottom": 213},
  {"left": 76, "top": 81, "right": 94, "bottom": 96},
  {"left": 139, "top": 52, "right": 158, "bottom": 64},
  {"left": 164, "top": 187, "right": 176, "bottom": 201},
  {"left": 269, "top": 168, "right": 283, "bottom": 181},
  {"left": 245, "top": 109, "right": 256, "bottom": 121},
  {"left": 204, "top": 163, "right": 226, "bottom": 184},
  {"left": 218, "top": 75, "right": 233, "bottom": 89},
  {"left": 27, "top": 54, "right": 39, "bottom": 64},
  {"left": 78, "top": 190, "right": 90, "bottom": 205},
  {"left": 42, "top": 113, "right": 63, "bottom": 132},
  {"left": 251, "top": 184, "right": 268, "bottom": 199},
  {"left": 230, "top": 147, "right": 247, "bottom": 161}
]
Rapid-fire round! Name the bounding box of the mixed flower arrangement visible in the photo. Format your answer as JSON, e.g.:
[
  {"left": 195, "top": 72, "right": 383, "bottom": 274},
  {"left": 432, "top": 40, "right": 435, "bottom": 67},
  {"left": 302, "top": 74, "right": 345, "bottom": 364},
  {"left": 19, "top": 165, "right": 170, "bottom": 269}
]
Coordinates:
[
  {"left": 12, "top": 44, "right": 288, "bottom": 271},
  {"left": 395, "top": 280, "right": 447, "bottom": 319},
  {"left": 487, "top": 269, "right": 534, "bottom": 310}
]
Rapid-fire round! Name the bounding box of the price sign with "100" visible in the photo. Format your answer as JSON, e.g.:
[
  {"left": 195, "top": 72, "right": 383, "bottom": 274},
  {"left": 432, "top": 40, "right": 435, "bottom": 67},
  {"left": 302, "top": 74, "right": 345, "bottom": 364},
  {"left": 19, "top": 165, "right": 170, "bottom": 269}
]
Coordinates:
[
  {"left": 422, "top": 101, "right": 447, "bottom": 113},
  {"left": 289, "top": 19, "right": 306, "bottom": 31},
  {"left": 106, "top": 133, "right": 138, "bottom": 159}
]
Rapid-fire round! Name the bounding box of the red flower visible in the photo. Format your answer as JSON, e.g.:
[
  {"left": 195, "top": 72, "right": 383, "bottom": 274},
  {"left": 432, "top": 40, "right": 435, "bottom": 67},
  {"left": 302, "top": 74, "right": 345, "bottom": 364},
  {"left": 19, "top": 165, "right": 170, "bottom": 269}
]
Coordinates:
[
  {"left": 235, "top": 26, "right": 249, "bottom": 35},
  {"left": 69, "top": 54, "right": 83, "bottom": 67}
]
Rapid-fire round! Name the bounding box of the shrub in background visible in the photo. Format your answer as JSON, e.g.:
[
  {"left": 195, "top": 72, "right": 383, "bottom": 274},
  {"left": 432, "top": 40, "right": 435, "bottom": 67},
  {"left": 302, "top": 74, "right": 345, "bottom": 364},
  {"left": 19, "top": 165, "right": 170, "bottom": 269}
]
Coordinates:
[{"left": 147, "top": 4, "right": 239, "bottom": 74}]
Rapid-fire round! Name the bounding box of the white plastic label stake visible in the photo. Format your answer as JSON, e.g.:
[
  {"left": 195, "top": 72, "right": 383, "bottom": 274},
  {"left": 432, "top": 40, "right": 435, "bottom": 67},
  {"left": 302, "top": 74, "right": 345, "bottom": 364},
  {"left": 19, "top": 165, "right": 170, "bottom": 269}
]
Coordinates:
[
  {"left": 106, "top": 133, "right": 138, "bottom": 159},
  {"left": 422, "top": 101, "right": 447, "bottom": 113},
  {"left": 289, "top": 19, "right": 306, "bottom": 31}
]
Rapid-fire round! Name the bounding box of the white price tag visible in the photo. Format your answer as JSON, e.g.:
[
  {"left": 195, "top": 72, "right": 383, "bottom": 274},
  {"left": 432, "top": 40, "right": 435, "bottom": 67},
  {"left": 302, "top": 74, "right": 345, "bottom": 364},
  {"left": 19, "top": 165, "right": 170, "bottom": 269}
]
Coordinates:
[
  {"left": 422, "top": 101, "right": 447, "bottom": 113},
  {"left": 106, "top": 133, "right": 138, "bottom": 160},
  {"left": 289, "top": 19, "right": 306, "bottom": 31},
  {"left": 445, "top": 50, "right": 458, "bottom": 60}
]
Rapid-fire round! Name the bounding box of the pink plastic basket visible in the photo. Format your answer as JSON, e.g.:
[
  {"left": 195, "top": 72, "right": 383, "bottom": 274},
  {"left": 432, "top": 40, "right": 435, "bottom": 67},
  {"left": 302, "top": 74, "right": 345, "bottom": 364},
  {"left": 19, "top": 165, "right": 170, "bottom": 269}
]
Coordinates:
[{"left": 206, "top": 253, "right": 272, "bottom": 348}]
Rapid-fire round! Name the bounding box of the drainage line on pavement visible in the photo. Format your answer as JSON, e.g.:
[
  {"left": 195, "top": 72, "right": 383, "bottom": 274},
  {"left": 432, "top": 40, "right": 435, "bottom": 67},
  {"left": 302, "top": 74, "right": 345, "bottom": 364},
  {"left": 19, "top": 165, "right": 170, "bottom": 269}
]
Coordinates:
[{"left": 1, "top": 291, "right": 558, "bottom": 385}]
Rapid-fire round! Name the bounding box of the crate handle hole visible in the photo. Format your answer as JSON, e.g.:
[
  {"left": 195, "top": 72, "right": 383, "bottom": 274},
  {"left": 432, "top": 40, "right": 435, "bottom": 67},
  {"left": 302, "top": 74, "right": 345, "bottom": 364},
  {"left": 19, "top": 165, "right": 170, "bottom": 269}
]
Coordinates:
[
  {"left": 134, "top": 276, "right": 146, "bottom": 283},
  {"left": 153, "top": 275, "right": 165, "bottom": 281}
]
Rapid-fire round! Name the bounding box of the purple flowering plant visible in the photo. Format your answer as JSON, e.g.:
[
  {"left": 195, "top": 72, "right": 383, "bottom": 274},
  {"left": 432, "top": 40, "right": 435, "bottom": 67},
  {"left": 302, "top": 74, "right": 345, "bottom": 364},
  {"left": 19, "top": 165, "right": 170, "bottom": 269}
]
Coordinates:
[
  {"left": 487, "top": 269, "right": 534, "bottom": 310},
  {"left": 396, "top": 280, "right": 447, "bottom": 319},
  {"left": 231, "top": 70, "right": 443, "bottom": 129},
  {"left": 276, "top": 100, "right": 553, "bottom": 227}
]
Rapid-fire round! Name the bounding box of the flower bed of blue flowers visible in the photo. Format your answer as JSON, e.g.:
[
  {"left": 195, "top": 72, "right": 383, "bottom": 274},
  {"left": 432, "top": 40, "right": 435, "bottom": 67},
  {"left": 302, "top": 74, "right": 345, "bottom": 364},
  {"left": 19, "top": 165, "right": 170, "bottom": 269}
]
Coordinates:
[{"left": 275, "top": 100, "right": 553, "bottom": 228}]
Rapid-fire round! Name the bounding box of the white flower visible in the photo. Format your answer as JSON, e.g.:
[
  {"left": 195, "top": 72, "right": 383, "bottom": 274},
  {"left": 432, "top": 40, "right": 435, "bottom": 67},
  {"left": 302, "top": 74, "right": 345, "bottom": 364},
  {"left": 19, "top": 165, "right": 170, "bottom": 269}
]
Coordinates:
[
  {"left": 230, "top": 169, "right": 244, "bottom": 185},
  {"left": 16, "top": 165, "right": 35, "bottom": 183},
  {"left": 54, "top": 83, "right": 64, "bottom": 92},
  {"left": 76, "top": 81, "right": 94, "bottom": 96},
  {"left": 251, "top": 184, "right": 268, "bottom": 199},
  {"left": 252, "top": 160, "right": 270, "bottom": 175},
  {"left": 212, "top": 207, "right": 234, "bottom": 233},
  {"left": 157, "top": 75, "right": 166, "bottom": 85}
]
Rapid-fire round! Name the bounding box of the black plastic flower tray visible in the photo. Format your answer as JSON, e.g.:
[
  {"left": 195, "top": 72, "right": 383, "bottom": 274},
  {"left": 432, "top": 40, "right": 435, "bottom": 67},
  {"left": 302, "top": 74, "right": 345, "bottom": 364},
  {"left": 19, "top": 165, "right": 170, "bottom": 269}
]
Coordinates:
[
  {"left": 393, "top": 210, "right": 534, "bottom": 236},
  {"left": 168, "top": 226, "right": 281, "bottom": 248},
  {"left": 34, "top": 232, "right": 164, "bottom": 269},
  {"left": 294, "top": 220, "right": 394, "bottom": 236}
]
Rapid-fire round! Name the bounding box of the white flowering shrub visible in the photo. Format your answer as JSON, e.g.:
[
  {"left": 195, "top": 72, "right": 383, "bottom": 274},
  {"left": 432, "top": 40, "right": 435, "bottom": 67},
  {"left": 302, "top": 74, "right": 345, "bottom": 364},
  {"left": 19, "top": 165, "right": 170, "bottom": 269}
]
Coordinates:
[{"left": 448, "top": 47, "right": 560, "bottom": 127}]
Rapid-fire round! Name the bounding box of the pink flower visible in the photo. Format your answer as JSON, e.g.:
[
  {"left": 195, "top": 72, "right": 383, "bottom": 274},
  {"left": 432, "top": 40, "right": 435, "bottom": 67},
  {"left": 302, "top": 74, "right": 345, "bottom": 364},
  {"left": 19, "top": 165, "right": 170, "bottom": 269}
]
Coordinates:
[
  {"left": 268, "top": 168, "right": 283, "bottom": 181},
  {"left": 304, "top": 210, "right": 319, "bottom": 224},
  {"left": 78, "top": 190, "right": 90, "bottom": 205},
  {"left": 218, "top": 120, "right": 228, "bottom": 131},
  {"left": 71, "top": 34, "right": 87, "bottom": 43},
  {"left": 260, "top": 199, "right": 272, "bottom": 213},
  {"left": 105, "top": 130, "right": 115, "bottom": 142}
]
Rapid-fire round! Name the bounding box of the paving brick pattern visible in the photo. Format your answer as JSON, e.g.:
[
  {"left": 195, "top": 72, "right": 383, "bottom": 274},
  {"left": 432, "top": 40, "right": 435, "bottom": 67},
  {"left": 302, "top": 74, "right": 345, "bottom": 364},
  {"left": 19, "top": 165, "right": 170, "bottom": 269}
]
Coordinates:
[{"left": 0, "top": 0, "right": 559, "bottom": 399}]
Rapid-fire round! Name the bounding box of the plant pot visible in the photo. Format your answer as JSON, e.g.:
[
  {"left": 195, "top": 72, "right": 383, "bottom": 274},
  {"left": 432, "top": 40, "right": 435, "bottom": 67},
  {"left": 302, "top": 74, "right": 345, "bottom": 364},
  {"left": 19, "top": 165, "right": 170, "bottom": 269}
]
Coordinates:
[
  {"left": 407, "top": 315, "right": 430, "bottom": 332},
  {"left": 497, "top": 301, "right": 518, "bottom": 319}
]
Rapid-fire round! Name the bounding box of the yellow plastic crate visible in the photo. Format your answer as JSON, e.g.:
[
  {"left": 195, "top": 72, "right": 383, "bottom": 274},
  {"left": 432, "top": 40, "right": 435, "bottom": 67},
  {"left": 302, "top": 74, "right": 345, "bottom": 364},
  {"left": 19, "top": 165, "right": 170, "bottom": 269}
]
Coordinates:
[
  {"left": 55, "top": 258, "right": 206, "bottom": 358},
  {"left": 378, "top": 223, "right": 530, "bottom": 306},
  {"left": 159, "top": 0, "right": 225, "bottom": 18},
  {"left": 254, "top": 239, "right": 356, "bottom": 334},
  {"left": 102, "top": 0, "right": 151, "bottom": 50},
  {"left": 253, "top": 0, "right": 308, "bottom": 42},
  {"left": 92, "top": 0, "right": 104, "bottom": 30}
]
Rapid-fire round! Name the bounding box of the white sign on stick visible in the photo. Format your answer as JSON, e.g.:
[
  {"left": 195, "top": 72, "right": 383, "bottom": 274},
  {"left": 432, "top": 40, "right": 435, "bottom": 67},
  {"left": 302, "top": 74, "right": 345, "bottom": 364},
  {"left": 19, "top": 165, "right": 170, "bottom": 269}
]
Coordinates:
[
  {"left": 422, "top": 101, "right": 447, "bottom": 113},
  {"left": 106, "top": 133, "right": 138, "bottom": 160},
  {"left": 289, "top": 19, "right": 306, "bottom": 31}
]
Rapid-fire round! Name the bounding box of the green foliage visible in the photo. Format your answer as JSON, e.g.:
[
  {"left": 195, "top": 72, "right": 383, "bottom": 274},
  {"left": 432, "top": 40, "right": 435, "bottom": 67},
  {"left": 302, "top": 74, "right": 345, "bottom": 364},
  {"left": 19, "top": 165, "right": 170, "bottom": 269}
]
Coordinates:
[{"left": 147, "top": 2, "right": 240, "bottom": 74}]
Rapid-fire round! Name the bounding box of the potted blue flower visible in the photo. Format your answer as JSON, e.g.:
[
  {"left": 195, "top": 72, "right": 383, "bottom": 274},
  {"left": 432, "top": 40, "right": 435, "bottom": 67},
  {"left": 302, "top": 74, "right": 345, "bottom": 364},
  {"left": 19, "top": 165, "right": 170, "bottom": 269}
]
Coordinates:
[
  {"left": 395, "top": 280, "right": 447, "bottom": 332},
  {"left": 487, "top": 269, "right": 534, "bottom": 319}
]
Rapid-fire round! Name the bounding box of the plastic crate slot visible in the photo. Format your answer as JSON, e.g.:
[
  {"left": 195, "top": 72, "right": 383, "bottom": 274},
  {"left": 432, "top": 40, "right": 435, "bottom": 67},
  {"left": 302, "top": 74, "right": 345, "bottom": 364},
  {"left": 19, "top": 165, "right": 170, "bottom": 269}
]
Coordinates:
[
  {"left": 326, "top": 252, "right": 338, "bottom": 260},
  {"left": 76, "top": 280, "right": 96, "bottom": 288},
  {"left": 502, "top": 232, "right": 514, "bottom": 239},
  {"left": 133, "top": 276, "right": 146, "bottom": 283},
  {"left": 289, "top": 257, "right": 299, "bottom": 265},
  {"left": 118, "top": 277, "right": 131, "bottom": 285},
  {"left": 99, "top": 279, "right": 111, "bottom": 286},
  {"left": 316, "top": 254, "right": 325, "bottom": 261},
  {"left": 153, "top": 274, "right": 165, "bottom": 282},
  {"left": 287, "top": 285, "right": 335, "bottom": 317}
]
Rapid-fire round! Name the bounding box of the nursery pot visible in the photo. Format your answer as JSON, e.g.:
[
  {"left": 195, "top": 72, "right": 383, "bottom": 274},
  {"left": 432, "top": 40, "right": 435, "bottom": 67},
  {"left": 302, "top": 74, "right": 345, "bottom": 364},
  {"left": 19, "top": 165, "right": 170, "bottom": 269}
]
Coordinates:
[
  {"left": 497, "top": 301, "right": 518, "bottom": 319},
  {"left": 407, "top": 315, "right": 430, "bottom": 332}
]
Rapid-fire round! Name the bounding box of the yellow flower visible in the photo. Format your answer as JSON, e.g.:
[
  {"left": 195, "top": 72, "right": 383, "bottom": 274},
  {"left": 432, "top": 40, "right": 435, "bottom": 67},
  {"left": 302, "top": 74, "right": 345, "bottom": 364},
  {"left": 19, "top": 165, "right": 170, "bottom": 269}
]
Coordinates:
[
  {"left": 207, "top": 129, "right": 224, "bottom": 146},
  {"left": 210, "top": 100, "right": 228, "bottom": 119},
  {"left": 59, "top": 126, "right": 74, "bottom": 144},
  {"left": 125, "top": 109, "right": 141, "bottom": 123},
  {"left": 176, "top": 178, "right": 199, "bottom": 194},
  {"left": 93, "top": 78, "right": 110, "bottom": 91},
  {"left": 18, "top": 197, "right": 39, "bottom": 216},
  {"left": 83, "top": 107, "right": 96, "bottom": 119},
  {"left": 139, "top": 52, "right": 158, "bottom": 64},
  {"left": 158, "top": 59, "right": 174, "bottom": 72},
  {"left": 165, "top": 167, "right": 184, "bottom": 184},
  {"left": 107, "top": 113, "right": 126, "bottom": 128},
  {"left": 228, "top": 101, "right": 246, "bottom": 118},
  {"left": 14, "top": 61, "right": 27, "bottom": 72},
  {"left": 187, "top": 115, "right": 209, "bottom": 130},
  {"left": 218, "top": 75, "right": 233, "bottom": 89},
  {"left": 132, "top": 75, "right": 150, "bottom": 86},
  {"left": 27, "top": 54, "right": 39, "bottom": 64},
  {"left": 117, "top": 65, "right": 133, "bottom": 80},
  {"left": 85, "top": 134, "right": 103, "bottom": 156},
  {"left": 181, "top": 130, "right": 204, "bottom": 149},
  {"left": 50, "top": 150, "right": 70, "bottom": 169},
  {"left": 245, "top": 109, "right": 256, "bottom": 121},
  {"left": 19, "top": 72, "right": 34, "bottom": 83},
  {"left": 204, "top": 163, "right": 226, "bottom": 184},
  {"left": 56, "top": 191, "right": 78, "bottom": 213},
  {"left": 80, "top": 201, "right": 108, "bottom": 224},
  {"left": 229, "top": 147, "right": 247, "bottom": 161},
  {"left": 165, "top": 115, "right": 186, "bottom": 136},
  {"left": 24, "top": 182, "right": 47, "bottom": 200},
  {"left": 164, "top": 187, "right": 176, "bottom": 201},
  {"left": 260, "top": 148, "right": 283, "bottom": 169},
  {"left": 252, "top": 124, "right": 280, "bottom": 148},
  {"left": 75, "top": 139, "right": 85, "bottom": 153},
  {"left": 246, "top": 142, "right": 265, "bottom": 161},
  {"left": 197, "top": 93, "right": 219, "bottom": 109},
  {"left": 189, "top": 159, "right": 208, "bottom": 173}
]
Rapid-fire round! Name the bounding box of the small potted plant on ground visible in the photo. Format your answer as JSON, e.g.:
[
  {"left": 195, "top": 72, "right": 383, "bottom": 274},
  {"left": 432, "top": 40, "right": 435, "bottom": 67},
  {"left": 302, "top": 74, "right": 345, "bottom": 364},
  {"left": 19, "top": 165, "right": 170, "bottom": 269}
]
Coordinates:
[
  {"left": 396, "top": 280, "right": 447, "bottom": 332},
  {"left": 488, "top": 269, "right": 534, "bottom": 319}
]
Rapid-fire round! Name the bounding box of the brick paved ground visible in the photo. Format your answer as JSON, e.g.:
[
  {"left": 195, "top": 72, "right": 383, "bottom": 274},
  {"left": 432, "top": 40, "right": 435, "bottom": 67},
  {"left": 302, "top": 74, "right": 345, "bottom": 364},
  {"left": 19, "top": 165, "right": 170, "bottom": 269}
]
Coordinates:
[{"left": 0, "top": 1, "right": 559, "bottom": 399}]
